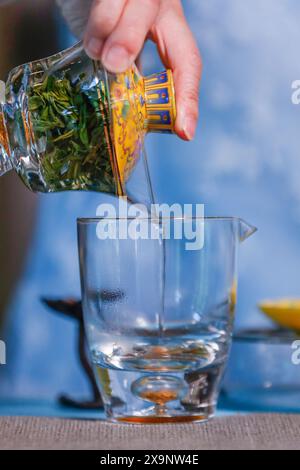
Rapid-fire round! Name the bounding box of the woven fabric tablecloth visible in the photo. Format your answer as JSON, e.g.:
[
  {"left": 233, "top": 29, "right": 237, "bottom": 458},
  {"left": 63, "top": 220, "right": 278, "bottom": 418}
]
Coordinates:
[{"left": 0, "top": 414, "right": 299, "bottom": 450}]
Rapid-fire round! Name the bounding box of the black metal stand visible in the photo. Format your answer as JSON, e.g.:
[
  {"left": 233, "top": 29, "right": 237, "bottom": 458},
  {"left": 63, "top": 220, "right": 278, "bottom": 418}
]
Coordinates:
[{"left": 42, "top": 299, "right": 104, "bottom": 410}]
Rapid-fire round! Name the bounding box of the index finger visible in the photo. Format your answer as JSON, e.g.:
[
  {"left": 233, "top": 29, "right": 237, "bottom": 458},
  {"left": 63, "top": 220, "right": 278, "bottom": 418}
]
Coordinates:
[{"left": 84, "top": 0, "right": 127, "bottom": 59}]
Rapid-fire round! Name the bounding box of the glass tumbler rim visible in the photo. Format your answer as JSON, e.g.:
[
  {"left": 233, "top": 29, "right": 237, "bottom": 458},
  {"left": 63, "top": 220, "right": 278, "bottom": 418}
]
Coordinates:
[{"left": 77, "top": 216, "right": 247, "bottom": 224}]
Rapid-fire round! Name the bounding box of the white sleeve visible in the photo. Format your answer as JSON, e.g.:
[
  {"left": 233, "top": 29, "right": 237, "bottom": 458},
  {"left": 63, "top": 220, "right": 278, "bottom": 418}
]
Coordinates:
[{"left": 56, "top": 0, "right": 93, "bottom": 39}]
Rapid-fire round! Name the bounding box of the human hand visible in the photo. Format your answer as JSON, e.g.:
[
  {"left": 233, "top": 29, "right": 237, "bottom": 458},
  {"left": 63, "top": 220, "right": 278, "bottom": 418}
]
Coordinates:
[{"left": 57, "top": 0, "right": 202, "bottom": 140}]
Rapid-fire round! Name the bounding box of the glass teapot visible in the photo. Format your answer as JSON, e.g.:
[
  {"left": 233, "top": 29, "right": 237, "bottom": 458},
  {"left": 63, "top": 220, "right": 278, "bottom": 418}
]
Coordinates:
[{"left": 0, "top": 42, "right": 176, "bottom": 198}]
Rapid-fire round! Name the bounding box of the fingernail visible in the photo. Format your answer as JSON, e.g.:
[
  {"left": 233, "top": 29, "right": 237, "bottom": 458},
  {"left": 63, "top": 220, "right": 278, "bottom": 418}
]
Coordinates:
[
  {"left": 176, "top": 108, "right": 197, "bottom": 141},
  {"left": 86, "top": 37, "right": 103, "bottom": 59},
  {"left": 182, "top": 116, "right": 197, "bottom": 141},
  {"left": 102, "top": 45, "right": 132, "bottom": 73}
]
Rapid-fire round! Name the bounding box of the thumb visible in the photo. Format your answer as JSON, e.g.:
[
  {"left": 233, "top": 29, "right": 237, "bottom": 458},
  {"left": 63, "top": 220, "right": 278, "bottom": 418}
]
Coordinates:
[{"left": 152, "top": 6, "right": 202, "bottom": 140}]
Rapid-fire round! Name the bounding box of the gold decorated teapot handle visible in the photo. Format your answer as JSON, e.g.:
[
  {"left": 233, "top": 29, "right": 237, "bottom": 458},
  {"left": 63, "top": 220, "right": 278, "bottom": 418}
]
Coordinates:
[{"left": 144, "top": 70, "right": 177, "bottom": 134}]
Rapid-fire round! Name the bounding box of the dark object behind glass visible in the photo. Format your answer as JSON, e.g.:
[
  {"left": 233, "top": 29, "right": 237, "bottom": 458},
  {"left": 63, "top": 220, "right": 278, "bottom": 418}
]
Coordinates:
[{"left": 0, "top": 0, "right": 60, "bottom": 327}]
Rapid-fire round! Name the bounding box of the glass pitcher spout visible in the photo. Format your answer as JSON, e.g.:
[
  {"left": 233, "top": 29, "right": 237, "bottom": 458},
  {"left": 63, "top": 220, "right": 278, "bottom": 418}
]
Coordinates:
[{"left": 238, "top": 218, "right": 257, "bottom": 242}]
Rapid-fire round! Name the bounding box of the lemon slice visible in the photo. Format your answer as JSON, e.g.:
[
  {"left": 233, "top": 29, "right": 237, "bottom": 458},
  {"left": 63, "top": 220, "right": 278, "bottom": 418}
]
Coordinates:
[{"left": 259, "top": 299, "right": 300, "bottom": 332}]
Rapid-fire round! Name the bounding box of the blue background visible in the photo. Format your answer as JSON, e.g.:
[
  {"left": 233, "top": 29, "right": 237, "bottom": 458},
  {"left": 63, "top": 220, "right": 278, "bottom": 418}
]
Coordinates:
[{"left": 1, "top": 0, "right": 300, "bottom": 401}]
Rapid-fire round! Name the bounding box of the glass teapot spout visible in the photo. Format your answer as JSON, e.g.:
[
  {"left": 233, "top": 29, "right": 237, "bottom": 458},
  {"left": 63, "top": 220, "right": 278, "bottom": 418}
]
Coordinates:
[
  {"left": 0, "top": 81, "right": 12, "bottom": 177},
  {"left": 238, "top": 218, "right": 257, "bottom": 242}
]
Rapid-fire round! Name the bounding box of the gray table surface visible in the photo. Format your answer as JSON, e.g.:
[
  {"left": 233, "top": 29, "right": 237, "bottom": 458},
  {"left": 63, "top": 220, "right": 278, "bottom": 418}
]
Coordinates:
[{"left": 0, "top": 414, "right": 299, "bottom": 450}]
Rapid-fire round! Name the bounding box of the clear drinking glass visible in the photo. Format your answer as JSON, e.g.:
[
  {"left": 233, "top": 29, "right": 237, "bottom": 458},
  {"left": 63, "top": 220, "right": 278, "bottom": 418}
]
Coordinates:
[
  {"left": 222, "top": 329, "right": 300, "bottom": 413},
  {"left": 78, "top": 216, "right": 256, "bottom": 423}
]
